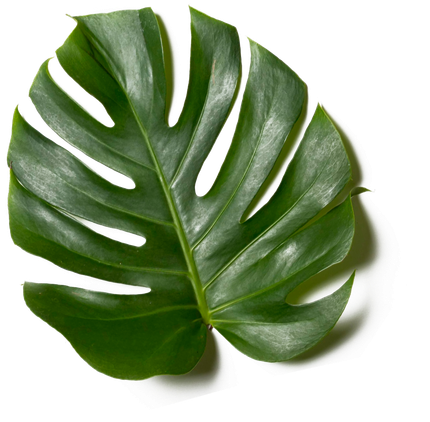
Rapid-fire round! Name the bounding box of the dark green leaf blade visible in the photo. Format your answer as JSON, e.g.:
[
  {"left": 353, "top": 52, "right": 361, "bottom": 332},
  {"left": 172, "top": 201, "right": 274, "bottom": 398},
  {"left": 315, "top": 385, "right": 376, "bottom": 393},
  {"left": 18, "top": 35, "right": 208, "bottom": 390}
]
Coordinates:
[
  {"left": 211, "top": 196, "right": 355, "bottom": 360},
  {"left": 213, "top": 273, "right": 354, "bottom": 361},
  {"left": 24, "top": 282, "right": 206, "bottom": 380},
  {"left": 9, "top": 7, "right": 242, "bottom": 379},
  {"left": 8, "top": 171, "right": 188, "bottom": 280},
  {"left": 200, "top": 105, "right": 352, "bottom": 293},
  {"left": 7, "top": 6, "right": 360, "bottom": 379},
  {"left": 207, "top": 195, "right": 355, "bottom": 312},
  {"left": 168, "top": 7, "right": 241, "bottom": 182},
  {"left": 185, "top": 41, "right": 307, "bottom": 265}
]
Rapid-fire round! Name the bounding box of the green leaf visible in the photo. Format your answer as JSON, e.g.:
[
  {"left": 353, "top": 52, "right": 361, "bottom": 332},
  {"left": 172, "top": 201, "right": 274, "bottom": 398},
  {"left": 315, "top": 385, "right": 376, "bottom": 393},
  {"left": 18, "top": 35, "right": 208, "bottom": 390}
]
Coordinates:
[{"left": 8, "top": 7, "right": 357, "bottom": 379}]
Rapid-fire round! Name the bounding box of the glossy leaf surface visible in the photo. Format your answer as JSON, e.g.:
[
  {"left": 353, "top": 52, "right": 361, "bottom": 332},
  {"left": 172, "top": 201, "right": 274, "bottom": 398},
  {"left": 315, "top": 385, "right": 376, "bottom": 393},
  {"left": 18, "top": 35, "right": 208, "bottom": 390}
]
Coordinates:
[{"left": 8, "top": 7, "right": 357, "bottom": 379}]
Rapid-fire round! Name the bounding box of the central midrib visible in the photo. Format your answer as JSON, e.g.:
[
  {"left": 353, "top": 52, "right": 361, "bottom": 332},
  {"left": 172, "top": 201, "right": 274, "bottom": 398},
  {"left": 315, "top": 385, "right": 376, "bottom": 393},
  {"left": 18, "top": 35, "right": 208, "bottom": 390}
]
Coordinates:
[
  {"left": 81, "top": 28, "right": 210, "bottom": 325},
  {"left": 126, "top": 99, "right": 210, "bottom": 325}
]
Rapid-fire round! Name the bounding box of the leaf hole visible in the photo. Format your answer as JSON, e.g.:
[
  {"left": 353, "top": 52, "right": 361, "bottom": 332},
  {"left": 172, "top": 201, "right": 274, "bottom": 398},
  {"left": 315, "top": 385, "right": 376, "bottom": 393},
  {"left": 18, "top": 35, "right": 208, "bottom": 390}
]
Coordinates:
[
  {"left": 72, "top": 214, "right": 146, "bottom": 247},
  {"left": 286, "top": 270, "right": 348, "bottom": 305},
  {"left": 240, "top": 95, "right": 312, "bottom": 223},
  {"left": 193, "top": 119, "right": 232, "bottom": 197},
  {"left": 19, "top": 95, "right": 58, "bottom": 140},
  {"left": 153, "top": 8, "right": 185, "bottom": 126},
  {"left": 85, "top": 222, "right": 145, "bottom": 246},
  {"left": 20, "top": 97, "right": 136, "bottom": 189},
  {"left": 48, "top": 57, "right": 115, "bottom": 128},
  {"left": 100, "top": 227, "right": 145, "bottom": 246},
  {"left": 72, "top": 149, "right": 136, "bottom": 189},
  {"left": 27, "top": 275, "right": 150, "bottom": 296}
]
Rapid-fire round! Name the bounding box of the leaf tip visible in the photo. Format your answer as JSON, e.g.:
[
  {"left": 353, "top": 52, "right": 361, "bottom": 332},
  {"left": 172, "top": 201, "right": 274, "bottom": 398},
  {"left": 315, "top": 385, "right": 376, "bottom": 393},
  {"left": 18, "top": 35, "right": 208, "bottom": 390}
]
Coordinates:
[{"left": 351, "top": 187, "right": 371, "bottom": 197}]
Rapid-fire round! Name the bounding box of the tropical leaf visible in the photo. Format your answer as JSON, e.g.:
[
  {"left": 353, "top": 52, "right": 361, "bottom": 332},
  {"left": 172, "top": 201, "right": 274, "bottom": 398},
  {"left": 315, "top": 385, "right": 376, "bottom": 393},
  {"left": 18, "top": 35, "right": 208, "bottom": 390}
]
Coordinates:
[{"left": 7, "top": 7, "right": 357, "bottom": 380}]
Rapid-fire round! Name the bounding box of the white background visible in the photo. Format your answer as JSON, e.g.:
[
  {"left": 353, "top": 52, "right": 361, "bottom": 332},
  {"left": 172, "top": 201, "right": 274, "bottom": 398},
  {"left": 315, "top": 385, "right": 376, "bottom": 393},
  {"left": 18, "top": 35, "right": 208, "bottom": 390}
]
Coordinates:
[{"left": 2, "top": 3, "right": 429, "bottom": 421}]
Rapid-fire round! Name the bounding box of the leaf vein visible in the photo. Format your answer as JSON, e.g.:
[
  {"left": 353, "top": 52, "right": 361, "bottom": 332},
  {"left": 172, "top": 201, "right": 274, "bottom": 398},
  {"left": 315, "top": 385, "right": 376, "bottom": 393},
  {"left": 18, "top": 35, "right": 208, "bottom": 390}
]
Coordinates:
[
  {"left": 203, "top": 162, "right": 329, "bottom": 291},
  {"left": 209, "top": 239, "right": 350, "bottom": 315},
  {"left": 192, "top": 106, "right": 275, "bottom": 251},
  {"left": 63, "top": 304, "right": 198, "bottom": 321}
]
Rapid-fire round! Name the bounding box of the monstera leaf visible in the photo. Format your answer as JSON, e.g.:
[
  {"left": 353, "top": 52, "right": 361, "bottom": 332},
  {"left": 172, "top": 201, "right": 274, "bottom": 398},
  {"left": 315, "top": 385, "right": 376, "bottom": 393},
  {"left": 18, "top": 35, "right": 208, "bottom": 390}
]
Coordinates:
[{"left": 8, "top": 7, "right": 357, "bottom": 380}]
